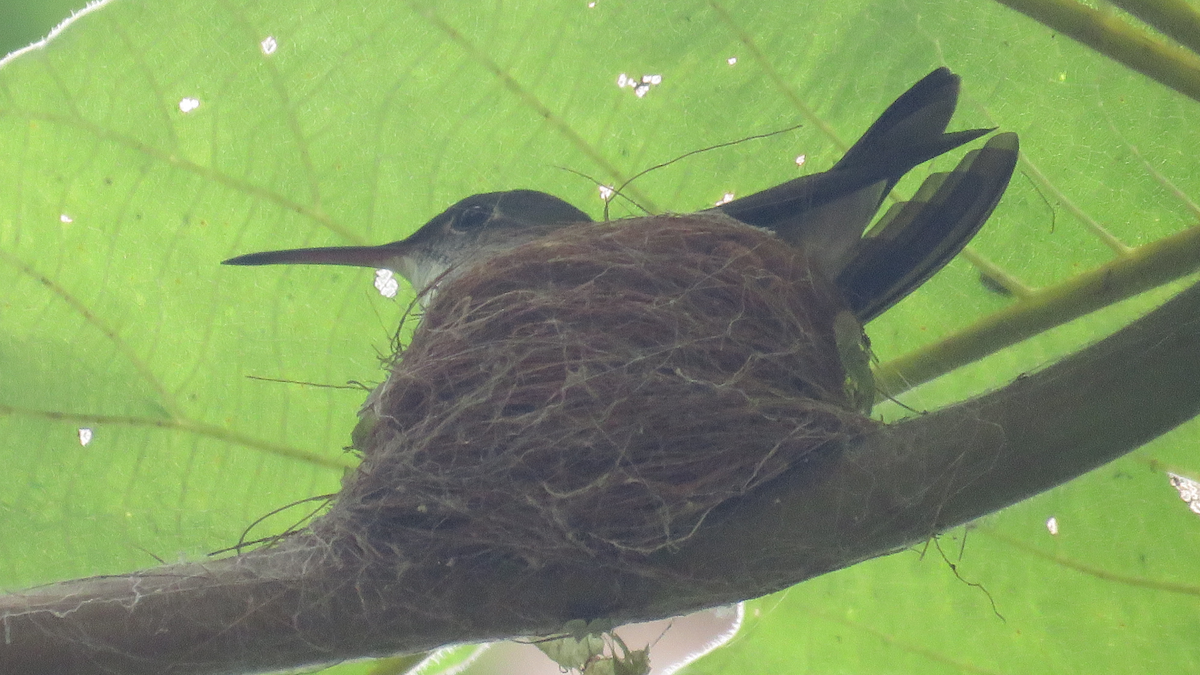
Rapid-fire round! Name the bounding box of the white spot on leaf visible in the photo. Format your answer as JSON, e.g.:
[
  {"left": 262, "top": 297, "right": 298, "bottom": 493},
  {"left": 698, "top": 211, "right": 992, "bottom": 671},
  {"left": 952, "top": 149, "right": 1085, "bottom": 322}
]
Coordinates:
[
  {"left": 1168, "top": 472, "right": 1200, "bottom": 515},
  {"left": 179, "top": 97, "right": 200, "bottom": 113},
  {"left": 78, "top": 428, "right": 93, "bottom": 446},
  {"left": 260, "top": 36, "right": 277, "bottom": 55},
  {"left": 616, "top": 73, "right": 663, "bottom": 98},
  {"left": 374, "top": 269, "right": 399, "bottom": 298},
  {"left": 1045, "top": 516, "right": 1058, "bottom": 535}
]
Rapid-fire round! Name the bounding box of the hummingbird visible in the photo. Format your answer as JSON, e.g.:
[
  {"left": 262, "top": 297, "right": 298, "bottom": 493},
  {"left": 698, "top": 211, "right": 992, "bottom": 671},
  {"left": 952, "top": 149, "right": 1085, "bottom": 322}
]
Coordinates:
[{"left": 224, "top": 67, "right": 1018, "bottom": 325}]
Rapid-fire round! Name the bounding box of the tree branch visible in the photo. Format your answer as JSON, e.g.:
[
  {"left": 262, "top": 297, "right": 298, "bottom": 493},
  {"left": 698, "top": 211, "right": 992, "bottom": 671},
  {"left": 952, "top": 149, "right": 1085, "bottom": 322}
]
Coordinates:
[{"left": 5, "top": 279, "right": 1200, "bottom": 675}]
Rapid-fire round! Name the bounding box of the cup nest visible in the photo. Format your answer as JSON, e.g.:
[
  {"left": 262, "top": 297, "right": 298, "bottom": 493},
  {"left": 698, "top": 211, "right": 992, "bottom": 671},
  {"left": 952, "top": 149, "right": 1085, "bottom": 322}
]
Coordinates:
[{"left": 316, "top": 213, "right": 876, "bottom": 571}]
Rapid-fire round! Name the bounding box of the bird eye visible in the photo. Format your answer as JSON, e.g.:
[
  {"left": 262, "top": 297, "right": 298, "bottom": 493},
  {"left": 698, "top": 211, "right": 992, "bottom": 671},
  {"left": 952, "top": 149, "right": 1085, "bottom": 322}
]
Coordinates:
[{"left": 453, "top": 204, "right": 492, "bottom": 232}]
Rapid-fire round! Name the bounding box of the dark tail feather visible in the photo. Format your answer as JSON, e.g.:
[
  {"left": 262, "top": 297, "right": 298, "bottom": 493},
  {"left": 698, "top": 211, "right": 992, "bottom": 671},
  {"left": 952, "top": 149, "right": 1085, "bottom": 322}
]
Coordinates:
[
  {"left": 832, "top": 67, "right": 991, "bottom": 196},
  {"left": 715, "top": 68, "right": 992, "bottom": 276},
  {"left": 837, "top": 132, "right": 1020, "bottom": 323}
]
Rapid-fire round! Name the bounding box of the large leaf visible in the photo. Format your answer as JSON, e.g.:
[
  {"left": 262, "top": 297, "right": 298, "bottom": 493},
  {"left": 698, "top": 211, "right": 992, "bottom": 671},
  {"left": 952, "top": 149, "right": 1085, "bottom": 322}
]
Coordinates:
[{"left": 0, "top": 1, "right": 1197, "bottom": 674}]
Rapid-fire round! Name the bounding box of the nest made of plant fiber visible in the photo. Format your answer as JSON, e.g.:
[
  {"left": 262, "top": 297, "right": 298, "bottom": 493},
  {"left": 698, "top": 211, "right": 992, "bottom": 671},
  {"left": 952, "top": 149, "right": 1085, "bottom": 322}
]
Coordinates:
[{"left": 319, "top": 212, "right": 878, "bottom": 569}]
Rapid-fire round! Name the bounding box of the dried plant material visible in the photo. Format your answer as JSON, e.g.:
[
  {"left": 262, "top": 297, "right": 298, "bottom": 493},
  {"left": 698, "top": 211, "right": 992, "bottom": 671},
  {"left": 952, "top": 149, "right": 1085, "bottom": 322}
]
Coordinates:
[{"left": 535, "top": 621, "right": 650, "bottom": 675}]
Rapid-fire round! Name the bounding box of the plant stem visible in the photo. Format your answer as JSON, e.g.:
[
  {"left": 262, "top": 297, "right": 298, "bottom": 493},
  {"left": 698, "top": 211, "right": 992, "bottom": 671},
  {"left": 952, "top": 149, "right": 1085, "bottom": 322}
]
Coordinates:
[
  {"left": 876, "top": 223, "right": 1200, "bottom": 397},
  {"left": 994, "top": 0, "right": 1200, "bottom": 104},
  {"left": 1109, "top": 0, "right": 1200, "bottom": 57}
]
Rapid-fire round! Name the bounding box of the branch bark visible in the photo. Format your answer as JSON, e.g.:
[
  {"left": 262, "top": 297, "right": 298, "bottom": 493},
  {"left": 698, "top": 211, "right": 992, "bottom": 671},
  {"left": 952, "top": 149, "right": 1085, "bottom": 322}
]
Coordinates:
[{"left": 5, "top": 279, "right": 1200, "bottom": 674}]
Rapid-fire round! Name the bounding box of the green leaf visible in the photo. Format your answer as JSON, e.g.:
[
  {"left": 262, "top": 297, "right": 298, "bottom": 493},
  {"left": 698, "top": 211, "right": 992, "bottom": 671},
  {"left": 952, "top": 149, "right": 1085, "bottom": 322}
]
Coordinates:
[{"left": 1, "top": 1, "right": 1197, "bottom": 674}]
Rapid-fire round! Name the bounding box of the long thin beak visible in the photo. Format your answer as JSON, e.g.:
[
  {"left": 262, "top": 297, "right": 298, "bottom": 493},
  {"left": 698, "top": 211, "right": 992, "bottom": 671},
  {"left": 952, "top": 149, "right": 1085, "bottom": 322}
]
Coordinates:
[{"left": 222, "top": 242, "right": 410, "bottom": 270}]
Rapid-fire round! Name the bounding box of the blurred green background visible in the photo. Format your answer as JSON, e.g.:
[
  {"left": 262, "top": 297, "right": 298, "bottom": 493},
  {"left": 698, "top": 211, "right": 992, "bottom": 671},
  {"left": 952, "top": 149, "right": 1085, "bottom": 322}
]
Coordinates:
[{"left": 1, "top": 1, "right": 1197, "bottom": 674}]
